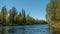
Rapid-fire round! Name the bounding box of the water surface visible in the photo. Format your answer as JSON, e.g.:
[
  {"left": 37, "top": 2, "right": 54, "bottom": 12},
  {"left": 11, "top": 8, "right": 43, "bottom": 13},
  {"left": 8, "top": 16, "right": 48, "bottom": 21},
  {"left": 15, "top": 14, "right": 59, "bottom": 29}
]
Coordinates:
[{"left": 0, "top": 24, "right": 52, "bottom": 34}]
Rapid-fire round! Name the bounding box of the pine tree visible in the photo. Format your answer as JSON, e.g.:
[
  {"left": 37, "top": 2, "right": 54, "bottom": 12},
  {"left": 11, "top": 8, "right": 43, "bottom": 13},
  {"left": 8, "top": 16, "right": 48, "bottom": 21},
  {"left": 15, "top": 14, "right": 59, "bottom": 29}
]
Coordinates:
[
  {"left": 1, "top": 6, "right": 7, "bottom": 25},
  {"left": 22, "top": 8, "right": 26, "bottom": 25},
  {"left": 9, "top": 7, "right": 17, "bottom": 25}
]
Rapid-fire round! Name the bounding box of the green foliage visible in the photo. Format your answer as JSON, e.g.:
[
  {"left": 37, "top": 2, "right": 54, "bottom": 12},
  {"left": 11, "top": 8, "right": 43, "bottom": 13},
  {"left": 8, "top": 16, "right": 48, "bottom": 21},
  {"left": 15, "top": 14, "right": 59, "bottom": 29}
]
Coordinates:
[
  {"left": 1, "top": 6, "right": 7, "bottom": 25},
  {"left": 0, "top": 6, "right": 47, "bottom": 26},
  {"left": 46, "top": 0, "right": 58, "bottom": 22},
  {"left": 46, "top": 0, "right": 60, "bottom": 28}
]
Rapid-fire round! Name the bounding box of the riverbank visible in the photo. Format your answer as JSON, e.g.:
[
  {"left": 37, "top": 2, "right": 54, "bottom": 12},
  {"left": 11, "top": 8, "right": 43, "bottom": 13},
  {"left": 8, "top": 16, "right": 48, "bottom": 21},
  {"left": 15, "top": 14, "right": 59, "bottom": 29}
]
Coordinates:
[{"left": 0, "top": 24, "right": 48, "bottom": 26}]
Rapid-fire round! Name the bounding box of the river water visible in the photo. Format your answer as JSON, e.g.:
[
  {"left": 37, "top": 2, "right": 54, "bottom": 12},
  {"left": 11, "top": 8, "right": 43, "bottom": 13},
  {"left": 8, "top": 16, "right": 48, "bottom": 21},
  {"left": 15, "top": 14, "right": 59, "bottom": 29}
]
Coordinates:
[{"left": 0, "top": 24, "right": 52, "bottom": 34}]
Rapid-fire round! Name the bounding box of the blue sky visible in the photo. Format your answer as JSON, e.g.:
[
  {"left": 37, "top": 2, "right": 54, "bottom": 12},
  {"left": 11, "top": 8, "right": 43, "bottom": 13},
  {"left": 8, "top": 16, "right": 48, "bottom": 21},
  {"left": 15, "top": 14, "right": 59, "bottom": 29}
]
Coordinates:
[{"left": 0, "top": 0, "right": 49, "bottom": 20}]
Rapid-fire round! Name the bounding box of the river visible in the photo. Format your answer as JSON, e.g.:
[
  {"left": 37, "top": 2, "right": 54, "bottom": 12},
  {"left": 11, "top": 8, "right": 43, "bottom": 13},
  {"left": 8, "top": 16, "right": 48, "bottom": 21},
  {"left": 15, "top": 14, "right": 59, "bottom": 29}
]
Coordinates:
[{"left": 0, "top": 24, "right": 52, "bottom": 34}]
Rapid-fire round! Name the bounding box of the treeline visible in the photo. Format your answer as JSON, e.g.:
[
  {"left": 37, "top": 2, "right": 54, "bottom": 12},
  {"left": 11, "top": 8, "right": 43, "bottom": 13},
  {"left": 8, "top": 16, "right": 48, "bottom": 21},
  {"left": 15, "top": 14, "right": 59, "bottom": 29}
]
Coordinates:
[{"left": 0, "top": 6, "right": 47, "bottom": 26}]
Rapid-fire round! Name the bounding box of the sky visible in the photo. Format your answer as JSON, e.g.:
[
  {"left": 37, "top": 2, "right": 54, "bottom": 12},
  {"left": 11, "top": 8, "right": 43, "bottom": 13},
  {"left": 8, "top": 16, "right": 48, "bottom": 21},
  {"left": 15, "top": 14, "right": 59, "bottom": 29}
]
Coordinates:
[{"left": 0, "top": 0, "right": 49, "bottom": 20}]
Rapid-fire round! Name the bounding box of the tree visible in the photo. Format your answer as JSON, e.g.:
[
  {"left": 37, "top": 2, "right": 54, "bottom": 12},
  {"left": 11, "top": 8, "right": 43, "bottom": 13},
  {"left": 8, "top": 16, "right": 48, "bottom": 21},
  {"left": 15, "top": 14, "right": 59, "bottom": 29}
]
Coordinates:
[
  {"left": 0, "top": 12, "right": 3, "bottom": 24},
  {"left": 14, "top": 14, "right": 19, "bottom": 25},
  {"left": 9, "top": 7, "right": 17, "bottom": 25},
  {"left": 21, "top": 8, "right": 26, "bottom": 25},
  {"left": 0, "top": 6, "right": 47, "bottom": 26},
  {"left": 1, "top": 6, "right": 7, "bottom": 25},
  {"left": 26, "top": 14, "right": 36, "bottom": 25},
  {"left": 46, "top": 0, "right": 58, "bottom": 23},
  {"left": 5, "top": 13, "right": 10, "bottom": 25},
  {"left": 46, "top": 0, "right": 60, "bottom": 34}
]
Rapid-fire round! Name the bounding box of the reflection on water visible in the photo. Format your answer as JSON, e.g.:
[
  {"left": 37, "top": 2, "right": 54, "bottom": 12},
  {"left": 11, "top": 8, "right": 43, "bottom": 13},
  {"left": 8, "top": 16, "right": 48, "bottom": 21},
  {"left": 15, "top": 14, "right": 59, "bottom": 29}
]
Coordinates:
[{"left": 0, "top": 25, "right": 59, "bottom": 34}]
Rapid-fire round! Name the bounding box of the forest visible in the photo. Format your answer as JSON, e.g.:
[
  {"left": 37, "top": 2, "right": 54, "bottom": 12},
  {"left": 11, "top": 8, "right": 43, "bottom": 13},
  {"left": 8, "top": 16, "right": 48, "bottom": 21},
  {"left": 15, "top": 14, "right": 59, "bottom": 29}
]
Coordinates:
[{"left": 0, "top": 6, "right": 47, "bottom": 26}]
